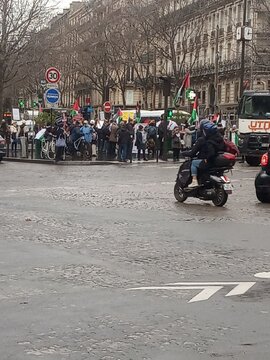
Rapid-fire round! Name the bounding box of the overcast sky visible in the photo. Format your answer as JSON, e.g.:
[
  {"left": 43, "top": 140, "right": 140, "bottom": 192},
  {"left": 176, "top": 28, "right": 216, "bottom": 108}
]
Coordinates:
[{"left": 49, "top": 0, "right": 73, "bottom": 11}]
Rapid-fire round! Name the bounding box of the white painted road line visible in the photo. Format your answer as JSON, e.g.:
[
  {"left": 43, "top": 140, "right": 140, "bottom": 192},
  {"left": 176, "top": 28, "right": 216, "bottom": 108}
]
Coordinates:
[
  {"left": 225, "top": 282, "right": 256, "bottom": 297},
  {"left": 254, "top": 272, "right": 270, "bottom": 279},
  {"left": 127, "top": 282, "right": 256, "bottom": 303}
]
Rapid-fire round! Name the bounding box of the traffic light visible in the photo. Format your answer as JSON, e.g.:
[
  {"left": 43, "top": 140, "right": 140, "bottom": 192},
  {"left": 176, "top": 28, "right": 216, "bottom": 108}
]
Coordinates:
[
  {"left": 32, "top": 101, "right": 38, "bottom": 108},
  {"left": 186, "top": 89, "right": 197, "bottom": 102},
  {"left": 18, "top": 99, "right": 25, "bottom": 108},
  {"left": 166, "top": 108, "right": 173, "bottom": 119}
]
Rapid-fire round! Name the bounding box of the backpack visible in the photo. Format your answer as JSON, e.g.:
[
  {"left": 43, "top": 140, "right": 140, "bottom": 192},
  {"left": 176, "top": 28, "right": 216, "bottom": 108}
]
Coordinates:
[
  {"left": 148, "top": 126, "right": 157, "bottom": 138},
  {"left": 224, "top": 139, "right": 240, "bottom": 156},
  {"left": 147, "top": 138, "right": 156, "bottom": 149}
]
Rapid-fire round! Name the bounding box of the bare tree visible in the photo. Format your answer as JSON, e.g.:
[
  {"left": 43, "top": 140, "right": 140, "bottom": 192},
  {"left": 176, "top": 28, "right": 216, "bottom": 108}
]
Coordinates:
[
  {"left": 0, "top": 0, "right": 49, "bottom": 116},
  {"left": 138, "top": 0, "right": 203, "bottom": 81},
  {"left": 250, "top": 0, "right": 270, "bottom": 70}
]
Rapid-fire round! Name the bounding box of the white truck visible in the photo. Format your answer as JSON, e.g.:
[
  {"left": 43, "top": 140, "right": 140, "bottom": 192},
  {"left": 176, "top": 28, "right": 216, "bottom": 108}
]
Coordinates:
[{"left": 238, "top": 90, "right": 270, "bottom": 166}]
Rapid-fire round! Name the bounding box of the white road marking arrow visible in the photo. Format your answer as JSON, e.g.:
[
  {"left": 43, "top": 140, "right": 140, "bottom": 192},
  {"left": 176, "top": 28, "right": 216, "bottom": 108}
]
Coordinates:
[{"left": 127, "top": 282, "right": 256, "bottom": 303}]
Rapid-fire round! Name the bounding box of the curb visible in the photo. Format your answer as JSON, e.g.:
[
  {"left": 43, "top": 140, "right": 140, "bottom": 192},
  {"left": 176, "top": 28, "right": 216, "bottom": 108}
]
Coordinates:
[
  {"left": 3, "top": 158, "right": 123, "bottom": 166},
  {"left": 3, "top": 157, "right": 171, "bottom": 166}
]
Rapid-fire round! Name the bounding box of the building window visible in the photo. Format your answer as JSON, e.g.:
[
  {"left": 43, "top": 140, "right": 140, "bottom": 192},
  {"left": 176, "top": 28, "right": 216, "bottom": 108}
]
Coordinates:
[
  {"left": 234, "top": 82, "right": 239, "bottom": 102},
  {"left": 204, "top": 48, "right": 207, "bottom": 64},
  {"left": 211, "top": 47, "right": 215, "bottom": 64},
  {"left": 212, "top": 13, "right": 215, "bottom": 30},
  {"left": 202, "top": 90, "right": 206, "bottom": 104},
  {"left": 220, "top": 10, "right": 224, "bottom": 28},
  {"left": 227, "top": 43, "right": 231, "bottom": 60},
  {"left": 218, "top": 84, "right": 222, "bottom": 104},
  {"left": 219, "top": 45, "right": 223, "bottom": 61},
  {"left": 237, "top": 4, "right": 242, "bottom": 22},
  {"left": 247, "top": 1, "right": 251, "bottom": 22},
  {"left": 228, "top": 7, "right": 232, "bottom": 26},
  {"left": 225, "top": 83, "right": 231, "bottom": 103}
]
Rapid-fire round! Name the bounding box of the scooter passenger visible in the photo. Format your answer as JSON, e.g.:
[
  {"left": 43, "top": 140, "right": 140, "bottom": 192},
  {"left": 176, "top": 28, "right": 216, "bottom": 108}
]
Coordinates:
[{"left": 181, "top": 120, "right": 225, "bottom": 188}]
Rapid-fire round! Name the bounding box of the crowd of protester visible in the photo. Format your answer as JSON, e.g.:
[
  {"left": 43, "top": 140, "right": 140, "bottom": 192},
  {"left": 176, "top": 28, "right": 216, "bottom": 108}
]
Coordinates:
[{"left": 0, "top": 114, "right": 236, "bottom": 162}]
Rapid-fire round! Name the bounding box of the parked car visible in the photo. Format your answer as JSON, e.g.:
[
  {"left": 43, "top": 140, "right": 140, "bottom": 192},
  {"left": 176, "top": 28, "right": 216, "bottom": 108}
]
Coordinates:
[
  {"left": 0, "top": 135, "right": 6, "bottom": 162},
  {"left": 255, "top": 149, "right": 270, "bottom": 203}
]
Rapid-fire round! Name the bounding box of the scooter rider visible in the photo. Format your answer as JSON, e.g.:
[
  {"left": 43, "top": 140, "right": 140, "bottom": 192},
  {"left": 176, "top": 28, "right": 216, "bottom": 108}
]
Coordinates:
[{"left": 181, "top": 120, "right": 225, "bottom": 188}]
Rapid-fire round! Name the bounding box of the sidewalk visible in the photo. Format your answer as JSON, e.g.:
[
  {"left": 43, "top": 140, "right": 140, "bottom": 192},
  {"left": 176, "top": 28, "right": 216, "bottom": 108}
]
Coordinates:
[{"left": 3, "top": 157, "right": 173, "bottom": 166}]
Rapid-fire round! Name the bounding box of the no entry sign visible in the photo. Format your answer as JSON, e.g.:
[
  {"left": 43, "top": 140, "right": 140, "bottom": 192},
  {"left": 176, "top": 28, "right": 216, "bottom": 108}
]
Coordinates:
[
  {"left": 45, "top": 67, "right": 61, "bottom": 84},
  {"left": 103, "top": 101, "right": 111, "bottom": 113}
]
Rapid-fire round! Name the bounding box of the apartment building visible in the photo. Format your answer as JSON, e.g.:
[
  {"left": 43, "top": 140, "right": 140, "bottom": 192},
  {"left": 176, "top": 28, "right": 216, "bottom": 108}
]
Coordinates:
[{"left": 46, "top": 0, "right": 270, "bottom": 118}]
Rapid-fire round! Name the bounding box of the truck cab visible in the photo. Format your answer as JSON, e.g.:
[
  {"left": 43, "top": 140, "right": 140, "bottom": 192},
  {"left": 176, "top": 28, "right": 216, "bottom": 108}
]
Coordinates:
[{"left": 238, "top": 90, "right": 270, "bottom": 166}]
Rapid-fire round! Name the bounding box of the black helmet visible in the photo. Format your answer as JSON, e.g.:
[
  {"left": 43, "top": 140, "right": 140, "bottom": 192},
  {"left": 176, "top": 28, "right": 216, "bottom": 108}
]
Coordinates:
[
  {"left": 199, "top": 119, "right": 210, "bottom": 131},
  {"left": 202, "top": 122, "right": 217, "bottom": 136}
]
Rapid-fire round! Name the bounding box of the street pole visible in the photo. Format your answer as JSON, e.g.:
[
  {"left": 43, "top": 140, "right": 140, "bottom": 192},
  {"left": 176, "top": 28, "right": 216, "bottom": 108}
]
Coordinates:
[
  {"left": 159, "top": 77, "right": 171, "bottom": 161},
  {"left": 240, "top": 0, "right": 248, "bottom": 97},
  {"left": 250, "top": 36, "right": 254, "bottom": 89},
  {"left": 214, "top": 25, "right": 219, "bottom": 113},
  {"left": 163, "top": 94, "right": 168, "bottom": 161}
]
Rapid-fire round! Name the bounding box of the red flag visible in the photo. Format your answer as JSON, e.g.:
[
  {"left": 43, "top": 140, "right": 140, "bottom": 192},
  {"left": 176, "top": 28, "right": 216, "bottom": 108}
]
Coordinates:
[
  {"left": 117, "top": 108, "right": 123, "bottom": 117},
  {"left": 73, "top": 99, "right": 80, "bottom": 112}
]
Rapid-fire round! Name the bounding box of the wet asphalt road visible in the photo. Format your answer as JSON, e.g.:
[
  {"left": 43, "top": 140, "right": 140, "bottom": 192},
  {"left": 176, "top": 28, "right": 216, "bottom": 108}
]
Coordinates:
[{"left": 0, "top": 161, "right": 270, "bottom": 360}]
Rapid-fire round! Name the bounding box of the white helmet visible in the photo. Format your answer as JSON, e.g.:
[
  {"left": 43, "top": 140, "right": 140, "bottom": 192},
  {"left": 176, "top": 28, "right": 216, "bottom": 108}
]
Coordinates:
[{"left": 90, "top": 120, "right": 95, "bottom": 125}]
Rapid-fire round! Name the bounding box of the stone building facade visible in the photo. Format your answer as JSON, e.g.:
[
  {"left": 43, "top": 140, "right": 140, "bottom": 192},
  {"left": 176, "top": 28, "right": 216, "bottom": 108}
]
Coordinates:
[{"left": 46, "top": 0, "right": 270, "bottom": 118}]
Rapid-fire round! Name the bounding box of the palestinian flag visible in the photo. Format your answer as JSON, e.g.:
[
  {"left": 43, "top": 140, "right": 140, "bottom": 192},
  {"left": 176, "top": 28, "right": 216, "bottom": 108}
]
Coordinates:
[
  {"left": 174, "top": 72, "right": 190, "bottom": 106},
  {"left": 71, "top": 99, "right": 80, "bottom": 116},
  {"left": 189, "top": 96, "right": 199, "bottom": 125}
]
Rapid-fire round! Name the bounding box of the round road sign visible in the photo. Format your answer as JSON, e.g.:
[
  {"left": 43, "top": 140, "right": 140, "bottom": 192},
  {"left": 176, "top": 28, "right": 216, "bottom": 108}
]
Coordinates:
[
  {"left": 104, "top": 101, "right": 111, "bottom": 113},
  {"left": 45, "top": 88, "right": 60, "bottom": 104},
  {"left": 45, "top": 67, "right": 61, "bottom": 84}
]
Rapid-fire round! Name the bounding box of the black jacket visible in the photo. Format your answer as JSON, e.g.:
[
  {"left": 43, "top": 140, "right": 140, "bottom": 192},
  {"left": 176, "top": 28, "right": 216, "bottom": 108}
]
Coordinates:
[
  {"left": 118, "top": 128, "right": 130, "bottom": 145},
  {"left": 182, "top": 132, "right": 224, "bottom": 162},
  {"left": 135, "top": 130, "right": 146, "bottom": 149},
  {"left": 126, "top": 123, "right": 134, "bottom": 140}
]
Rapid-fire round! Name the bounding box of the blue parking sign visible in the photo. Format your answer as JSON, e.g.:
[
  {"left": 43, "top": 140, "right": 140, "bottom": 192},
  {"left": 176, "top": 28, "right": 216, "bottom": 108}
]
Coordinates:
[{"left": 45, "top": 88, "right": 60, "bottom": 104}]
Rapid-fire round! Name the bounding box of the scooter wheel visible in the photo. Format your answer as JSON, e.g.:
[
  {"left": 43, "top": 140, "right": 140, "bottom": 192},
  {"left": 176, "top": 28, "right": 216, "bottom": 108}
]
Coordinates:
[
  {"left": 212, "top": 187, "right": 228, "bottom": 207},
  {"left": 174, "top": 183, "right": 188, "bottom": 203}
]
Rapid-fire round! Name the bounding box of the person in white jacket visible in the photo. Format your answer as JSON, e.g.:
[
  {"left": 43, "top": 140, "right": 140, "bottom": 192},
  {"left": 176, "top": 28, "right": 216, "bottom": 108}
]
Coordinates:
[{"left": 10, "top": 122, "right": 18, "bottom": 156}]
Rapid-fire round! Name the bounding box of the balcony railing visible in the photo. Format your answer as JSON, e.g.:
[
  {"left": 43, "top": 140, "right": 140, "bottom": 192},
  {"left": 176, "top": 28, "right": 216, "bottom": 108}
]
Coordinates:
[{"left": 191, "top": 59, "right": 241, "bottom": 77}]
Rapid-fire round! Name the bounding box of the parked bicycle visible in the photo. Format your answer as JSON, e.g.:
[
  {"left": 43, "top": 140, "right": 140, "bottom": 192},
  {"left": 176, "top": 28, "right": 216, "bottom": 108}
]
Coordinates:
[{"left": 40, "top": 137, "right": 56, "bottom": 160}]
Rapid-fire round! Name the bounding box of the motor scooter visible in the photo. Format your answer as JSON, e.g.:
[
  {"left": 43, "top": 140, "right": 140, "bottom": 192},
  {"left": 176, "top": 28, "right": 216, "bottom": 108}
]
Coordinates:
[{"left": 174, "top": 153, "right": 235, "bottom": 207}]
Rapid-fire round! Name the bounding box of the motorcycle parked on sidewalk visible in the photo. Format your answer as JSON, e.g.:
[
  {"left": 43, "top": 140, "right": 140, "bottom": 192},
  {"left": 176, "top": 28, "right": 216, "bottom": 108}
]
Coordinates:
[{"left": 174, "top": 153, "right": 235, "bottom": 207}]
